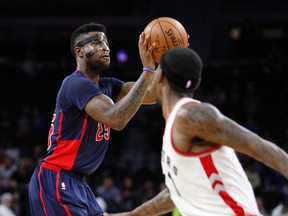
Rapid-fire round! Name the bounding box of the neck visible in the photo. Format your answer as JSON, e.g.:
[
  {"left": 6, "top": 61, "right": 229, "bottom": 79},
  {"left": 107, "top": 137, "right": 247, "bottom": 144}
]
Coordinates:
[
  {"left": 76, "top": 64, "right": 100, "bottom": 83},
  {"left": 161, "top": 87, "right": 183, "bottom": 121},
  {"left": 161, "top": 86, "right": 194, "bottom": 120}
]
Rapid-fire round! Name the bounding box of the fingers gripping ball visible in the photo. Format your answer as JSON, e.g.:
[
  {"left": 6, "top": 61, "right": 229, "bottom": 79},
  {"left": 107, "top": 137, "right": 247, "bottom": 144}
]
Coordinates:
[{"left": 144, "top": 17, "right": 189, "bottom": 63}]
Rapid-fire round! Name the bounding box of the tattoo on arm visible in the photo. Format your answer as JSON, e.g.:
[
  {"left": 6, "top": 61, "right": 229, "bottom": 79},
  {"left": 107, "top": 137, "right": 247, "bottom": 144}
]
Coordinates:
[
  {"left": 179, "top": 103, "right": 221, "bottom": 136},
  {"left": 134, "top": 188, "right": 175, "bottom": 216},
  {"left": 117, "top": 75, "right": 151, "bottom": 120},
  {"left": 181, "top": 103, "right": 288, "bottom": 179}
]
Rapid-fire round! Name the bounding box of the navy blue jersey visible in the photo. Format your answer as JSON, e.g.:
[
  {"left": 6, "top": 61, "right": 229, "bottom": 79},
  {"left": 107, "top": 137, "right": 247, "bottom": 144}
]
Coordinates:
[{"left": 41, "top": 70, "right": 124, "bottom": 176}]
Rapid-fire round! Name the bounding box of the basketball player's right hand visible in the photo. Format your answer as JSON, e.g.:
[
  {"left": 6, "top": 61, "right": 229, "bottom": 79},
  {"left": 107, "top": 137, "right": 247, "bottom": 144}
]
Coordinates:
[{"left": 138, "top": 32, "right": 156, "bottom": 70}]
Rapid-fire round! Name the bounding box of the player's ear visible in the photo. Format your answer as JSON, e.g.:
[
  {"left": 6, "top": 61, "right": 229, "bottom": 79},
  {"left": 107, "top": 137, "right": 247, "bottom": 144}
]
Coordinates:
[{"left": 75, "top": 46, "right": 85, "bottom": 58}]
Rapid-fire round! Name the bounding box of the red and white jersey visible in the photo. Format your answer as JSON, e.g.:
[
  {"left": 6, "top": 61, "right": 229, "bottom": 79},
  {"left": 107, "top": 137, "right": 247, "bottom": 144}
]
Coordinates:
[{"left": 161, "top": 97, "right": 261, "bottom": 216}]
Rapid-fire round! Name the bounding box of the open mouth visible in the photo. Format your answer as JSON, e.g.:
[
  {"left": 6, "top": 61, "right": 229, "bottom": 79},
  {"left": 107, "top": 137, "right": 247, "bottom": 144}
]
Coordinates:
[
  {"left": 101, "top": 54, "right": 110, "bottom": 58},
  {"left": 100, "top": 55, "right": 110, "bottom": 60}
]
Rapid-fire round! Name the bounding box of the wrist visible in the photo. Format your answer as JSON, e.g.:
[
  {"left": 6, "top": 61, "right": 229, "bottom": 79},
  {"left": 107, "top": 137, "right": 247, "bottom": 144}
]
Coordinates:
[{"left": 143, "top": 67, "right": 155, "bottom": 73}]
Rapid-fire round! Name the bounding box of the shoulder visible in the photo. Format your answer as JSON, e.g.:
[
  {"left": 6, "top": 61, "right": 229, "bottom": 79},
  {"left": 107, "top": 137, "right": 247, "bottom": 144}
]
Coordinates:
[
  {"left": 175, "top": 102, "right": 223, "bottom": 127},
  {"left": 178, "top": 102, "right": 220, "bottom": 119},
  {"left": 63, "top": 72, "right": 94, "bottom": 86},
  {"left": 60, "top": 73, "right": 101, "bottom": 102}
]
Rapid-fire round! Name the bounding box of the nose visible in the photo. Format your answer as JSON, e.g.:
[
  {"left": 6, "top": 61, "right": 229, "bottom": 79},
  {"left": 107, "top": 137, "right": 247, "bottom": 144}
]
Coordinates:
[
  {"left": 98, "top": 47, "right": 110, "bottom": 52},
  {"left": 101, "top": 42, "right": 110, "bottom": 52}
]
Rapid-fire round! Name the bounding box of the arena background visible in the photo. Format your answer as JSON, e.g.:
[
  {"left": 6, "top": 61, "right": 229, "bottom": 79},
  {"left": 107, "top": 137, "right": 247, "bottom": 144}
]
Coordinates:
[{"left": 0, "top": 0, "right": 288, "bottom": 215}]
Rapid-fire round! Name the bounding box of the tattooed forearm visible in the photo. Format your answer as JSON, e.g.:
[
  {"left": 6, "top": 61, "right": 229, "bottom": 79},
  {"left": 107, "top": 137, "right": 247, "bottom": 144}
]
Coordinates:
[
  {"left": 246, "top": 137, "right": 288, "bottom": 179},
  {"left": 108, "top": 72, "right": 153, "bottom": 129},
  {"left": 120, "top": 76, "right": 150, "bottom": 117},
  {"left": 134, "top": 188, "right": 175, "bottom": 216}
]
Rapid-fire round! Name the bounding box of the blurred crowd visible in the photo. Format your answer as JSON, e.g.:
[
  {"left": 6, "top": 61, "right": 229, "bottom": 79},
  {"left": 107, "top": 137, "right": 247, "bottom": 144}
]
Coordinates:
[{"left": 1, "top": 34, "right": 288, "bottom": 216}]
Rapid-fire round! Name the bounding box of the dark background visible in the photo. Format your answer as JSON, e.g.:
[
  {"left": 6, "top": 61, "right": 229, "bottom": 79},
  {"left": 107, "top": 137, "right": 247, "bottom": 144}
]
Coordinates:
[
  {"left": 1, "top": 0, "right": 288, "bottom": 112},
  {"left": 1, "top": 0, "right": 288, "bottom": 215}
]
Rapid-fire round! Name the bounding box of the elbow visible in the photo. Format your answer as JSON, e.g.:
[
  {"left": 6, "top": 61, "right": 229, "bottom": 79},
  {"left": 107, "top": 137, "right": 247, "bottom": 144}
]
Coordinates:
[
  {"left": 111, "top": 125, "right": 125, "bottom": 131},
  {"left": 109, "top": 119, "right": 128, "bottom": 131}
]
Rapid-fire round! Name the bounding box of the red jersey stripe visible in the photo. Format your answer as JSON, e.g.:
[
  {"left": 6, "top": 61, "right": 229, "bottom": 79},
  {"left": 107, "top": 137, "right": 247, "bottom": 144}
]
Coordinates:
[
  {"left": 200, "top": 155, "right": 245, "bottom": 215},
  {"left": 56, "top": 169, "right": 72, "bottom": 216}
]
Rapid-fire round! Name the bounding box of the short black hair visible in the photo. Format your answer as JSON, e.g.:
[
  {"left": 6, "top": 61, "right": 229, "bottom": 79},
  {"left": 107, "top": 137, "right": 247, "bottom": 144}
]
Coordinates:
[
  {"left": 160, "top": 46, "right": 202, "bottom": 93},
  {"left": 70, "top": 22, "right": 107, "bottom": 57}
]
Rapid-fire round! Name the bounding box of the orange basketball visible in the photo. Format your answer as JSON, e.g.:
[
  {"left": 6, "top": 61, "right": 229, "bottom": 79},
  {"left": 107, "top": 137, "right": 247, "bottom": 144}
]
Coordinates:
[{"left": 143, "top": 17, "right": 189, "bottom": 63}]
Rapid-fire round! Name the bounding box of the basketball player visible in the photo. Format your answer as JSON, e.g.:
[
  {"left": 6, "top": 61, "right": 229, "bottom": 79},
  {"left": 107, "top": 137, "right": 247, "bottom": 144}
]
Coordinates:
[
  {"left": 104, "top": 47, "right": 288, "bottom": 215},
  {"left": 28, "top": 22, "right": 158, "bottom": 216}
]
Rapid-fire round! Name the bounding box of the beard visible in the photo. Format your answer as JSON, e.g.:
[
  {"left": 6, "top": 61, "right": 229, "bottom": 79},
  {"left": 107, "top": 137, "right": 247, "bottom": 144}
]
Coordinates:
[{"left": 87, "top": 59, "right": 110, "bottom": 75}]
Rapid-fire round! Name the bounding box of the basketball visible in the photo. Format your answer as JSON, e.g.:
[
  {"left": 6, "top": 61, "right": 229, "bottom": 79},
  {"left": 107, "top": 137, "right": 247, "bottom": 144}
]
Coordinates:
[{"left": 143, "top": 17, "right": 189, "bottom": 63}]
